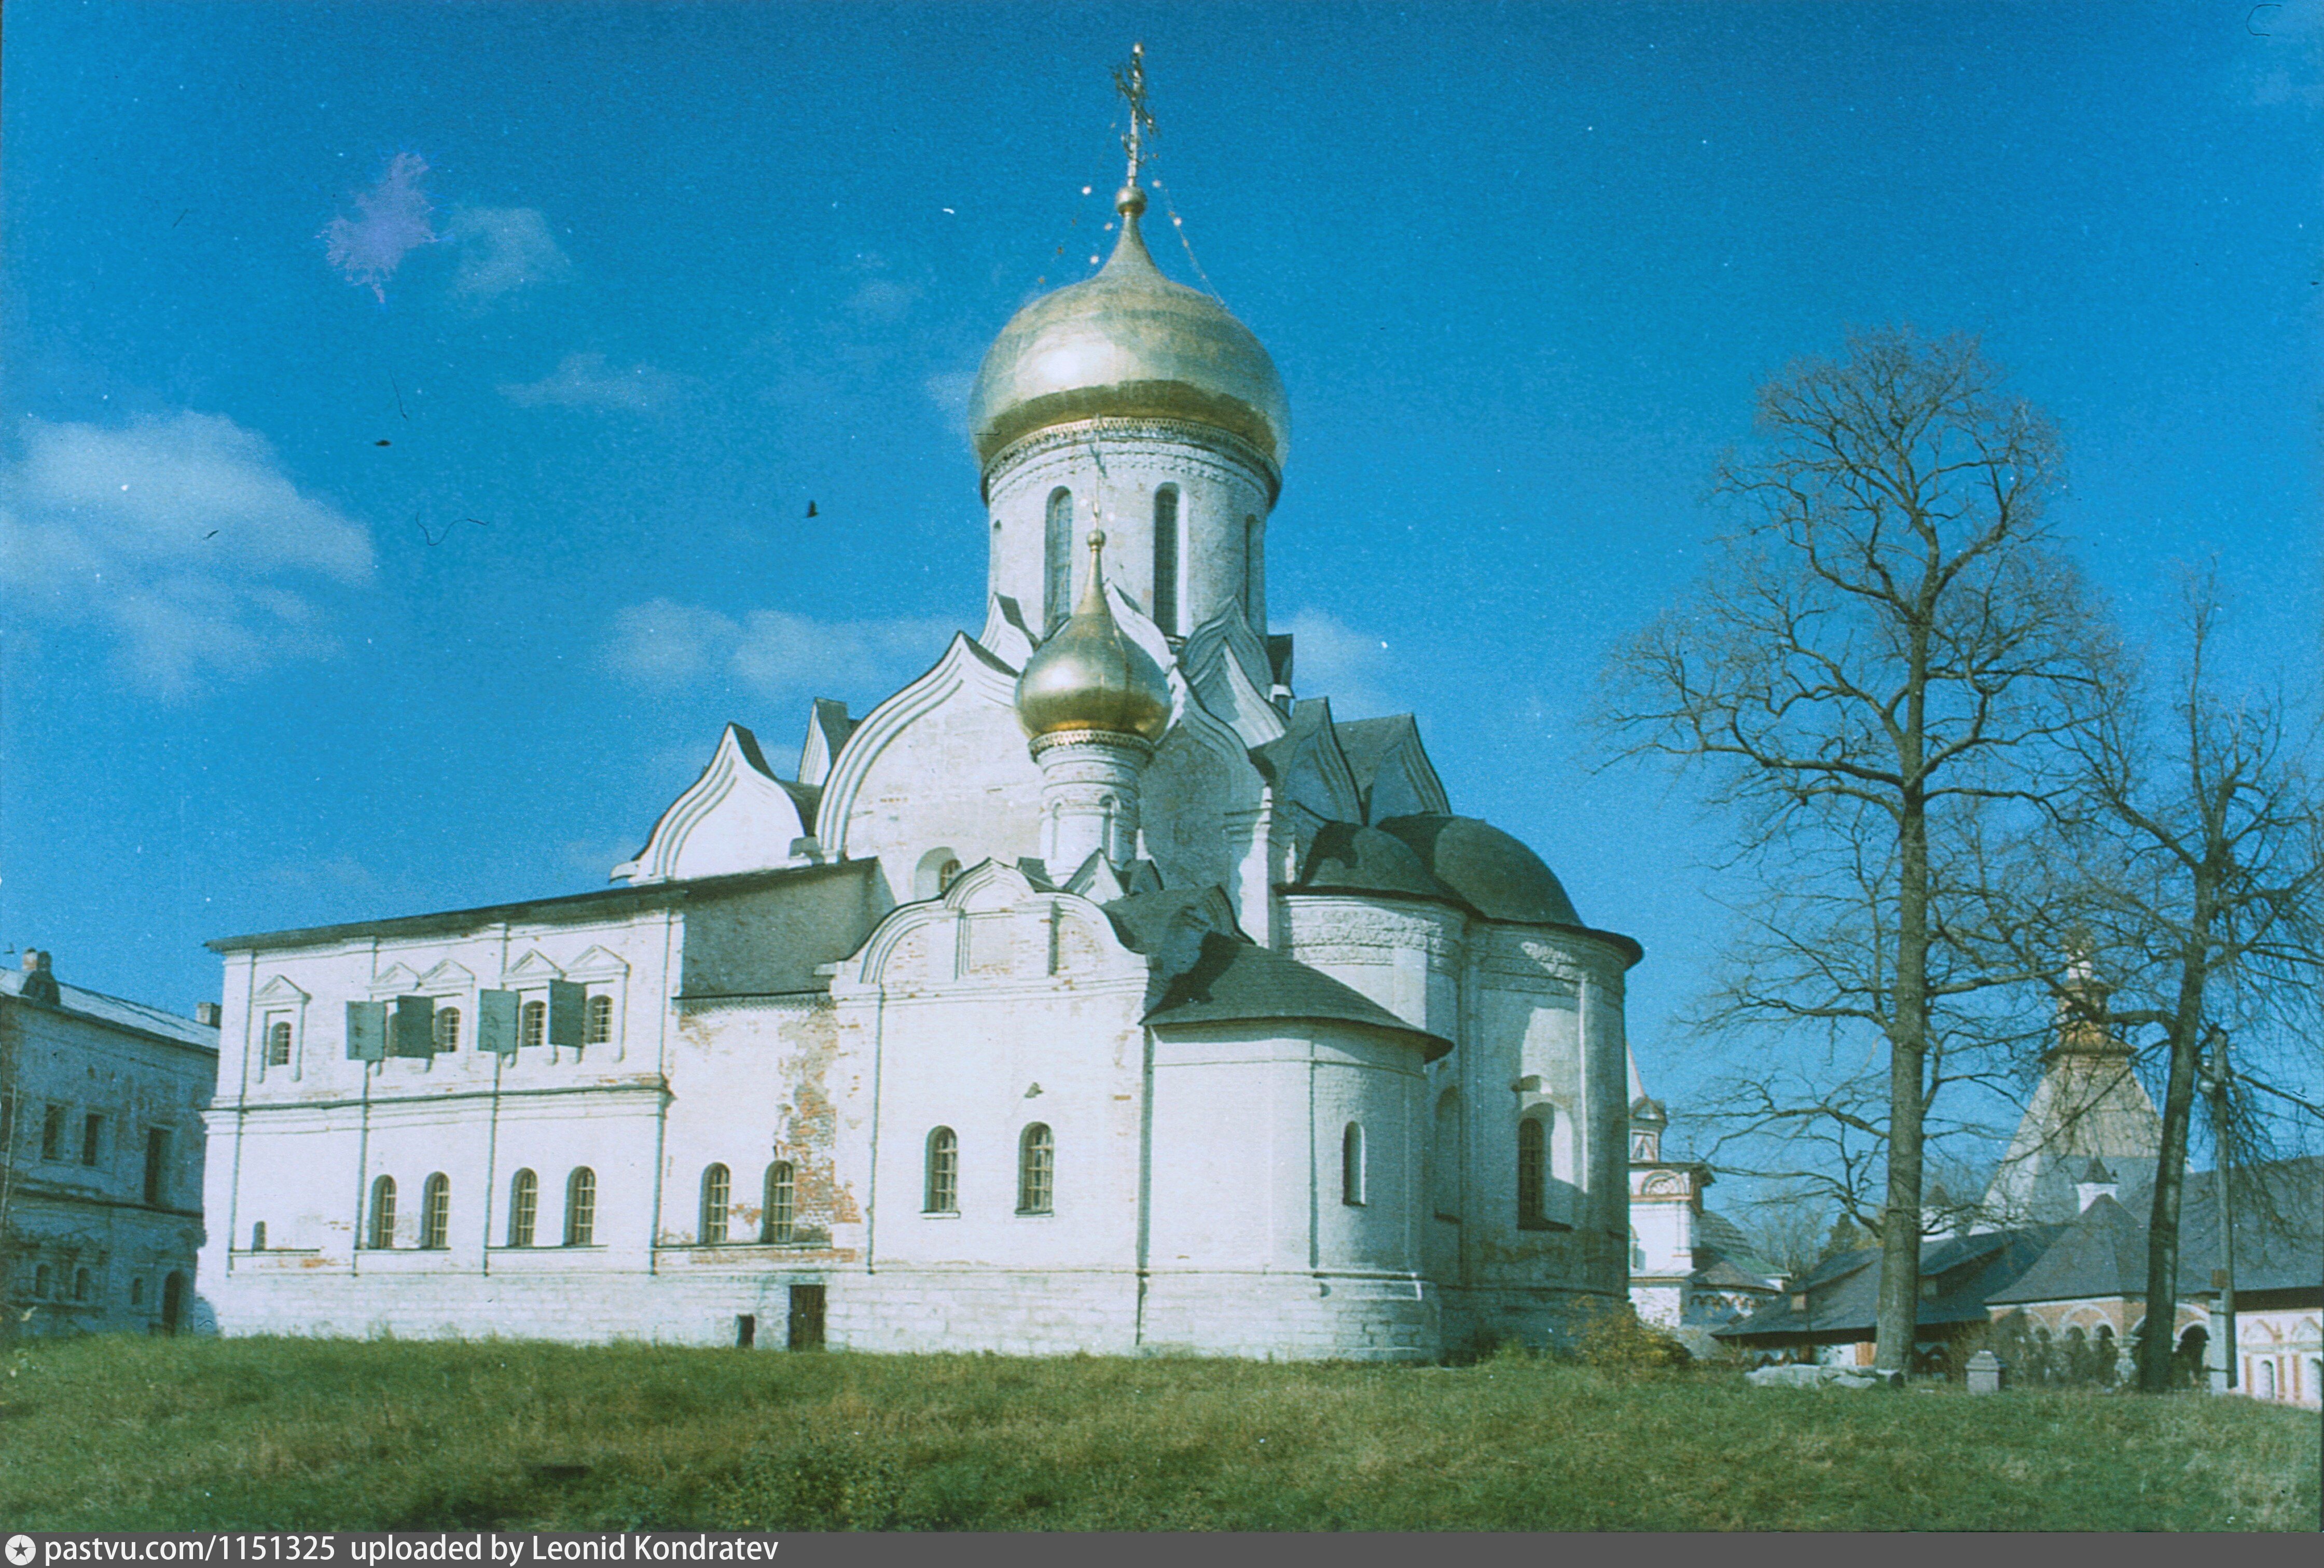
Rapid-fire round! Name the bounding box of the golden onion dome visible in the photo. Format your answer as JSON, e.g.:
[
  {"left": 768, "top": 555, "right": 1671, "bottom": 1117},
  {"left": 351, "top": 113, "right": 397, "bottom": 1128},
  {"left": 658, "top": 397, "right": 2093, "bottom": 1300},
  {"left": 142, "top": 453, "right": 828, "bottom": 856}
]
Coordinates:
[
  {"left": 969, "top": 187, "right": 1289, "bottom": 473},
  {"left": 1015, "top": 531, "right": 1173, "bottom": 744}
]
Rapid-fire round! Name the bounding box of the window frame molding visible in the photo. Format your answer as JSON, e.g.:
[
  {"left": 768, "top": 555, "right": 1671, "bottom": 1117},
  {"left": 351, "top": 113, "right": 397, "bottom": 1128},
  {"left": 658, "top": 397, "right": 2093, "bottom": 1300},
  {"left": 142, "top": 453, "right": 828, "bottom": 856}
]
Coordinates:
[
  {"left": 252, "top": 974, "right": 312, "bottom": 1081},
  {"left": 763, "top": 1159, "right": 797, "bottom": 1245},
  {"left": 699, "top": 1162, "right": 731, "bottom": 1245},
  {"left": 1016, "top": 1122, "right": 1055, "bottom": 1217},
  {"left": 507, "top": 1168, "right": 539, "bottom": 1248},
  {"left": 419, "top": 1172, "right": 452, "bottom": 1250},
  {"left": 563, "top": 1166, "right": 598, "bottom": 1247},
  {"left": 923, "top": 1126, "right": 959, "bottom": 1215},
  {"left": 366, "top": 1173, "right": 398, "bottom": 1250}
]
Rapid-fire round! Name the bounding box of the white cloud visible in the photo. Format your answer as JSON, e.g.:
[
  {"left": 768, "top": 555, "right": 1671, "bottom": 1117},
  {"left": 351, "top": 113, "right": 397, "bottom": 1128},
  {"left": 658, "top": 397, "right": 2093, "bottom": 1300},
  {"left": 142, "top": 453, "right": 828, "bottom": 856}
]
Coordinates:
[
  {"left": 1281, "top": 608, "right": 1402, "bottom": 718},
  {"left": 0, "top": 412, "right": 374, "bottom": 695},
  {"left": 606, "top": 598, "right": 955, "bottom": 702},
  {"left": 922, "top": 370, "right": 977, "bottom": 438},
  {"left": 321, "top": 153, "right": 437, "bottom": 302},
  {"left": 444, "top": 206, "right": 574, "bottom": 298},
  {"left": 501, "top": 352, "right": 683, "bottom": 411}
]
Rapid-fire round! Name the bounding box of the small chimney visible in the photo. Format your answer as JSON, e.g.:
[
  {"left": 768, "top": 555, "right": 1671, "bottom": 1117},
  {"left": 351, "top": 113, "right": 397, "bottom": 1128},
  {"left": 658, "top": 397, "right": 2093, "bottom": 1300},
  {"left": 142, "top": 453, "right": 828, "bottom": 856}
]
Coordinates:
[
  {"left": 195, "top": 1002, "right": 223, "bottom": 1027},
  {"left": 18, "top": 949, "right": 59, "bottom": 1005}
]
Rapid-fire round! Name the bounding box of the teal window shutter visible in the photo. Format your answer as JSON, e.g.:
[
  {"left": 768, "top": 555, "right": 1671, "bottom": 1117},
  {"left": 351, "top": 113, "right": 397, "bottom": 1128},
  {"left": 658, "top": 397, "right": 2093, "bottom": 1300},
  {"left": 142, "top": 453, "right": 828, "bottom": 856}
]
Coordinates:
[
  {"left": 477, "top": 989, "right": 520, "bottom": 1056},
  {"left": 345, "top": 1000, "right": 388, "bottom": 1062},
  {"left": 547, "top": 979, "right": 586, "bottom": 1049},
  {"left": 390, "top": 994, "right": 437, "bottom": 1058}
]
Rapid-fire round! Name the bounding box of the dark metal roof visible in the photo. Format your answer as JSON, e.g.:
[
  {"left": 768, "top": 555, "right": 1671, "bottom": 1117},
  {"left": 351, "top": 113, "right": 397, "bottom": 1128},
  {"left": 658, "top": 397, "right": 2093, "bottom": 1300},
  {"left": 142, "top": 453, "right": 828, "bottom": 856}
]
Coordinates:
[
  {"left": 206, "top": 859, "right": 882, "bottom": 954},
  {"left": 1990, "top": 1156, "right": 2323, "bottom": 1304},
  {"left": 1372, "top": 815, "right": 1580, "bottom": 927},
  {"left": 1141, "top": 930, "right": 1451, "bottom": 1059},
  {"left": 1717, "top": 1225, "right": 2069, "bottom": 1342},
  {"left": 1985, "top": 1194, "right": 2150, "bottom": 1307},
  {"left": 1294, "top": 820, "right": 1464, "bottom": 905}
]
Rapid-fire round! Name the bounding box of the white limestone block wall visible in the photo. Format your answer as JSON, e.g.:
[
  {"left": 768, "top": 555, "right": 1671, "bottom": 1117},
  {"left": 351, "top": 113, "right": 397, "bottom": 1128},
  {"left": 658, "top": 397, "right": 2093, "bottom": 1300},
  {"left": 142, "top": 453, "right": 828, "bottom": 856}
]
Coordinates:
[
  {"left": 824, "top": 866, "right": 1152, "bottom": 1354},
  {"left": 1140, "top": 1022, "right": 1435, "bottom": 1361}
]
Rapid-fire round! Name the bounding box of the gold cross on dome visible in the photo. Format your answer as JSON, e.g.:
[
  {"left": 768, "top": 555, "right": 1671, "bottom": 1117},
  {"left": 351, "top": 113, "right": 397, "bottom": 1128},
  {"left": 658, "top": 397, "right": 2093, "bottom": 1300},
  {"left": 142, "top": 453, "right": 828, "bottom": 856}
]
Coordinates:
[{"left": 1112, "top": 43, "right": 1154, "bottom": 188}]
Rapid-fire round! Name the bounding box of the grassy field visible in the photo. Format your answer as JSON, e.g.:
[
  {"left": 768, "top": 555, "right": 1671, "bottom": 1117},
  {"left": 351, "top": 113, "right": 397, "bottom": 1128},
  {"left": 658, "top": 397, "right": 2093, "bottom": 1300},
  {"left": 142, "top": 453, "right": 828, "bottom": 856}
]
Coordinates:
[{"left": 0, "top": 1336, "right": 2315, "bottom": 1532}]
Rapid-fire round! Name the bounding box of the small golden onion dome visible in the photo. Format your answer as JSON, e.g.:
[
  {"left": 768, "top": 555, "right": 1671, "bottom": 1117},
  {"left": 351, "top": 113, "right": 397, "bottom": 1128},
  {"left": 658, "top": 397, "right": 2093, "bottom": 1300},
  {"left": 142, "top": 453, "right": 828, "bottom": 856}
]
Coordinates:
[
  {"left": 1015, "top": 531, "right": 1173, "bottom": 744},
  {"left": 967, "top": 187, "right": 1289, "bottom": 473}
]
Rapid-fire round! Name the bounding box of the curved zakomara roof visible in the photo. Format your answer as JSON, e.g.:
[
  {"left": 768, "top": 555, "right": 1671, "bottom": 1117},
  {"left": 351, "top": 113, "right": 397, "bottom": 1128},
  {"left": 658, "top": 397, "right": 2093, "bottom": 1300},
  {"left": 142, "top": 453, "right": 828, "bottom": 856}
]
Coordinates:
[
  {"left": 1291, "top": 814, "right": 1643, "bottom": 967},
  {"left": 1140, "top": 930, "right": 1451, "bottom": 1061}
]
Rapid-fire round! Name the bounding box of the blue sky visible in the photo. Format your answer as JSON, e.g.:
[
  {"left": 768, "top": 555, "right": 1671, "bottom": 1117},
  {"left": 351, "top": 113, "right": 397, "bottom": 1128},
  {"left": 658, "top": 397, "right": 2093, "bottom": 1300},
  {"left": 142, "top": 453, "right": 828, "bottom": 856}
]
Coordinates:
[{"left": 4, "top": 2, "right": 2318, "bottom": 1150}]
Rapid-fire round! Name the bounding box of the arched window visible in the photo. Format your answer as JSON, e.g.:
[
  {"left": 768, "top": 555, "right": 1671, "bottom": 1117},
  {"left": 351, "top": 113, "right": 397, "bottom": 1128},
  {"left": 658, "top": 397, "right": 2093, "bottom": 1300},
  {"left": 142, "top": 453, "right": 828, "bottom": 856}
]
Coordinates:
[
  {"left": 763, "top": 1161, "right": 796, "bottom": 1244},
  {"left": 266, "top": 1020, "right": 293, "bottom": 1066},
  {"left": 1517, "top": 1115, "right": 1548, "bottom": 1229},
  {"left": 434, "top": 1007, "right": 461, "bottom": 1052},
  {"left": 564, "top": 1168, "right": 597, "bottom": 1246},
  {"left": 420, "top": 1173, "right": 451, "bottom": 1249},
  {"left": 33, "top": 1265, "right": 50, "bottom": 1298},
  {"left": 1152, "top": 484, "right": 1180, "bottom": 635},
  {"left": 1017, "top": 1123, "right": 1054, "bottom": 1215},
  {"left": 73, "top": 1268, "right": 92, "bottom": 1302},
  {"left": 1432, "top": 1090, "right": 1463, "bottom": 1219},
  {"left": 915, "top": 847, "right": 963, "bottom": 899},
  {"left": 585, "top": 994, "right": 613, "bottom": 1047},
  {"left": 1242, "top": 515, "right": 1262, "bottom": 621},
  {"left": 251, "top": 1222, "right": 267, "bottom": 1252},
  {"left": 924, "top": 1127, "right": 958, "bottom": 1214},
  {"left": 700, "top": 1163, "right": 731, "bottom": 1244},
  {"left": 508, "top": 1169, "right": 538, "bottom": 1247},
  {"left": 367, "top": 1175, "right": 397, "bottom": 1250},
  {"left": 521, "top": 1000, "right": 547, "bottom": 1050},
  {"left": 130, "top": 1277, "right": 145, "bottom": 1307},
  {"left": 1341, "top": 1122, "right": 1366, "bottom": 1206},
  {"left": 1044, "top": 487, "right": 1074, "bottom": 632},
  {"left": 2258, "top": 1359, "right": 2276, "bottom": 1400}
]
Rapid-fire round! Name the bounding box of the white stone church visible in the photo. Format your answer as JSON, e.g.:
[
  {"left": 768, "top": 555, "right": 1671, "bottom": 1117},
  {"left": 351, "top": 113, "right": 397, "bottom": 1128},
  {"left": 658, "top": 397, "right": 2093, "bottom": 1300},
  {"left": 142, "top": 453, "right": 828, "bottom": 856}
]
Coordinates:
[{"left": 197, "top": 133, "right": 1645, "bottom": 1361}]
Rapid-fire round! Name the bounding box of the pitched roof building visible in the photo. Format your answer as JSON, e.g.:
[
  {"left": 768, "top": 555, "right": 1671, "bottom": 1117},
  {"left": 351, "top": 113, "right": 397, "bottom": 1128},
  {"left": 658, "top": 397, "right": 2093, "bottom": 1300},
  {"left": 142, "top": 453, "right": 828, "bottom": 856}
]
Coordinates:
[{"left": 2, "top": 951, "right": 218, "bottom": 1337}]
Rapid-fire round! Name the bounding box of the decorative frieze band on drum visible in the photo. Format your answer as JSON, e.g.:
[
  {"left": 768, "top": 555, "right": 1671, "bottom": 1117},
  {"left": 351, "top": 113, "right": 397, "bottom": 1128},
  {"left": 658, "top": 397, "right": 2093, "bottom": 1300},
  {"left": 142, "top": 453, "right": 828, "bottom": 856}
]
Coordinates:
[{"left": 983, "top": 418, "right": 1280, "bottom": 504}]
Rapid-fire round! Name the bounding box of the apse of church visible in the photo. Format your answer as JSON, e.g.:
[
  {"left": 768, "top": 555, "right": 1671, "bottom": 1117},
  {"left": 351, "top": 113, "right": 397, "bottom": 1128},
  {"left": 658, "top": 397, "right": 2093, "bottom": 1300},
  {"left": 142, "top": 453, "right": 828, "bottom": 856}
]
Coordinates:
[{"left": 195, "top": 50, "right": 1644, "bottom": 1360}]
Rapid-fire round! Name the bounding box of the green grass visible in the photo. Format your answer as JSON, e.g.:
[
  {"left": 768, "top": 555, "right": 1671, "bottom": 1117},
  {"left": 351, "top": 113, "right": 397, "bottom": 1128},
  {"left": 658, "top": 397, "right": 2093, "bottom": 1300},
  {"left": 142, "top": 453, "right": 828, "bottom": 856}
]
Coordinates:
[{"left": 0, "top": 1336, "right": 2315, "bottom": 1531}]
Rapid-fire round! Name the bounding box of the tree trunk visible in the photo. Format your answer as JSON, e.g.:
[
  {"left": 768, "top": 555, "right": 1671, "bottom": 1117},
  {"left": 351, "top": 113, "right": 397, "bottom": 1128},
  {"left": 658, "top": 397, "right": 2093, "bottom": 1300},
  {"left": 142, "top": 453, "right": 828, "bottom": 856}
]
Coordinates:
[
  {"left": 2138, "top": 905, "right": 2210, "bottom": 1392},
  {"left": 1877, "top": 785, "right": 1931, "bottom": 1376}
]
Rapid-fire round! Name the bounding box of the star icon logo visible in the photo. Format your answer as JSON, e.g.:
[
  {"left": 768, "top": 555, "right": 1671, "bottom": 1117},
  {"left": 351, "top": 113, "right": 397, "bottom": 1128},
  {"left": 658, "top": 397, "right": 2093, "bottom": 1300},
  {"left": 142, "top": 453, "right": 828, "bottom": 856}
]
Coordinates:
[{"left": 6, "top": 1534, "right": 35, "bottom": 1566}]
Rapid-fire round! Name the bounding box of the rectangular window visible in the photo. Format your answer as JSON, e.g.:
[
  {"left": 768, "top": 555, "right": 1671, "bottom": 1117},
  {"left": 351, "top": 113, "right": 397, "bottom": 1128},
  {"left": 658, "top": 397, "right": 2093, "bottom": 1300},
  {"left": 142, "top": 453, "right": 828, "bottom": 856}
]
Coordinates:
[
  {"left": 143, "top": 1128, "right": 170, "bottom": 1205},
  {"left": 42, "top": 1105, "right": 65, "bottom": 1161},
  {"left": 521, "top": 1000, "right": 547, "bottom": 1050},
  {"left": 81, "top": 1113, "right": 103, "bottom": 1167}
]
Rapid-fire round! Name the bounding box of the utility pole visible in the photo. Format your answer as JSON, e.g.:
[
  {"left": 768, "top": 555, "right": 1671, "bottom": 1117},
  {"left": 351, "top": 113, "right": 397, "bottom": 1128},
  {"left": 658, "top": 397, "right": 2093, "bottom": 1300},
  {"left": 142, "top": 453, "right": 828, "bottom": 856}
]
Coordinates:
[{"left": 2201, "top": 1027, "right": 2236, "bottom": 1393}]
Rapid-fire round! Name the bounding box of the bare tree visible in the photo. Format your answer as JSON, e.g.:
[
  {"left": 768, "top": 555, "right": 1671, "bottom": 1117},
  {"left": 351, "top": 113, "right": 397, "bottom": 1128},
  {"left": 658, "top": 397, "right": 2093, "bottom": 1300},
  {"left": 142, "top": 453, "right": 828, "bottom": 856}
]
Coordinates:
[
  {"left": 1601, "top": 328, "right": 2107, "bottom": 1374},
  {"left": 2010, "top": 578, "right": 2323, "bottom": 1392}
]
